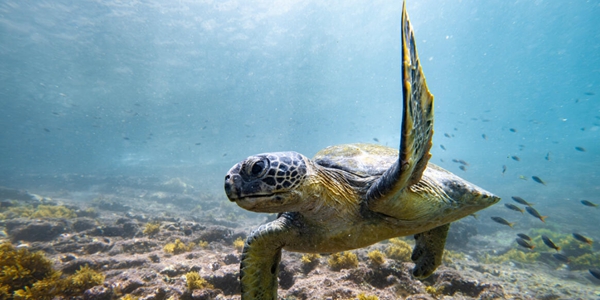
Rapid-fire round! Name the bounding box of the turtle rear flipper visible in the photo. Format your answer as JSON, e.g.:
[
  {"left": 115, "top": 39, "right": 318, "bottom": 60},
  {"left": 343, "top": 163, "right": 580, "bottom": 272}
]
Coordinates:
[
  {"left": 367, "top": 0, "right": 434, "bottom": 208},
  {"left": 411, "top": 223, "right": 449, "bottom": 278}
]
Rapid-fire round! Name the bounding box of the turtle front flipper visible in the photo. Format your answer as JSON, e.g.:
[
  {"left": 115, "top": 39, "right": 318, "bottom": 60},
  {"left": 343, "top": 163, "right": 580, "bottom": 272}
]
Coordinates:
[
  {"left": 411, "top": 223, "right": 449, "bottom": 278},
  {"left": 240, "top": 216, "right": 296, "bottom": 300},
  {"left": 367, "top": 0, "right": 434, "bottom": 206}
]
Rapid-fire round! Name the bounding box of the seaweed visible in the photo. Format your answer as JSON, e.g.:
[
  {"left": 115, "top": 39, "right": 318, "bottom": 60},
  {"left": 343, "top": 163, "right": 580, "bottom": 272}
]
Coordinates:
[
  {"left": 327, "top": 251, "right": 358, "bottom": 271},
  {"left": 142, "top": 221, "right": 161, "bottom": 236},
  {"left": 0, "top": 242, "right": 104, "bottom": 299},
  {"left": 0, "top": 204, "right": 76, "bottom": 220},
  {"left": 357, "top": 293, "right": 379, "bottom": 300},
  {"left": 233, "top": 237, "right": 245, "bottom": 252},
  {"left": 185, "top": 271, "right": 213, "bottom": 290},
  {"left": 163, "top": 239, "right": 195, "bottom": 254},
  {"left": 367, "top": 249, "right": 386, "bottom": 266},
  {"left": 384, "top": 238, "right": 412, "bottom": 262},
  {"left": 300, "top": 253, "right": 321, "bottom": 273},
  {"left": 481, "top": 248, "right": 540, "bottom": 264}
]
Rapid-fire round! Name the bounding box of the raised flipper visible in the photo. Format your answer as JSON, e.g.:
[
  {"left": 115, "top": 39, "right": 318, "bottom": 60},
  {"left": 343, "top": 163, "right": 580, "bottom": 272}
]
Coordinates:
[
  {"left": 240, "top": 217, "right": 295, "bottom": 299},
  {"left": 367, "top": 0, "right": 434, "bottom": 209},
  {"left": 411, "top": 223, "right": 449, "bottom": 278}
]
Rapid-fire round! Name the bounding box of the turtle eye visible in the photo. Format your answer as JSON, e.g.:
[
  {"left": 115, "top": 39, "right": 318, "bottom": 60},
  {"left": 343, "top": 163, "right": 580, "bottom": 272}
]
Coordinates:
[{"left": 248, "top": 158, "right": 268, "bottom": 177}]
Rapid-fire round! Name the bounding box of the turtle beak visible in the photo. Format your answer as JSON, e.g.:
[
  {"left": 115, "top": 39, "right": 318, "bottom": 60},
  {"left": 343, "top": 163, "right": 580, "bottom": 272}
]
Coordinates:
[{"left": 224, "top": 164, "right": 242, "bottom": 202}]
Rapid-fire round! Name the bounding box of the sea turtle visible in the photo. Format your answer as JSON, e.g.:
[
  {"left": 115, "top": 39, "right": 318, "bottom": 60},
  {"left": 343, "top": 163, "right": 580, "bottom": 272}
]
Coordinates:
[{"left": 224, "top": 2, "right": 500, "bottom": 299}]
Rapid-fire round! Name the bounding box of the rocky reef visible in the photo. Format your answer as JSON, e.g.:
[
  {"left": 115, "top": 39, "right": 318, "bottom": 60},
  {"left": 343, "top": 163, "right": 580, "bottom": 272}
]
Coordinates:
[{"left": 0, "top": 180, "right": 599, "bottom": 300}]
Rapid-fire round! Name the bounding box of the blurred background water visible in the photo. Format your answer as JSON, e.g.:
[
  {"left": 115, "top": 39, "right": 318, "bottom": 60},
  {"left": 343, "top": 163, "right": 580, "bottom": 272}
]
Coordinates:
[{"left": 0, "top": 0, "right": 599, "bottom": 230}]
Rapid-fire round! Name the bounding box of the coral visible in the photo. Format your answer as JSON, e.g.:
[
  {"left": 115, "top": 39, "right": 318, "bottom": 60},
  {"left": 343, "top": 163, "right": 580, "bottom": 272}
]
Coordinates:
[
  {"left": 142, "top": 222, "right": 161, "bottom": 236},
  {"left": 163, "top": 239, "right": 195, "bottom": 255},
  {"left": 327, "top": 251, "right": 358, "bottom": 271},
  {"left": 185, "top": 271, "right": 213, "bottom": 290},
  {"left": 233, "top": 237, "right": 245, "bottom": 252},
  {"left": 0, "top": 242, "right": 105, "bottom": 299},
  {"left": 119, "top": 295, "right": 139, "bottom": 300},
  {"left": 367, "top": 249, "right": 386, "bottom": 266},
  {"left": 384, "top": 238, "right": 413, "bottom": 262},
  {"left": 357, "top": 293, "right": 379, "bottom": 300}
]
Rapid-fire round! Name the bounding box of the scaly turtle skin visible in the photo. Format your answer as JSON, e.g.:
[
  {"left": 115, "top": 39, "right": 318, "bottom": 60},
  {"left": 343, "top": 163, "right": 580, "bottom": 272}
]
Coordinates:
[{"left": 224, "top": 2, "right": 500, "bottom": 299}]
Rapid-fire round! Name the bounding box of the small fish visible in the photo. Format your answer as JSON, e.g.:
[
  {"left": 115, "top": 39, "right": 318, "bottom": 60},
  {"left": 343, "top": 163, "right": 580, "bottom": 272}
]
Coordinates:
[
  {"left": 223, "top": 153, "right": 227, "bottom": 157},
  {"left": 456, "top": 159, "right": 469, "bottom": 166},
  {"left": 517, "top": 233, "right": 532, "bottom": 241},
  {"left": 123, "top": 137, "right": 130, "bottom": 140},
  {"left": 373, "top": 138, "right": 379, "bottom": 142},
  {"left": 43, "top": 128, "right": 50, "bottom": 133},
  {"left": 511, "top": 156, "right": 520, "bottom": 161},
  {"left": 532, "top": 176, "right": 546, "bottom": 185},
  {"left": 553, "top": 253, "right": 570, "bottom": 263},
  {"left": 526, "top": 206, "right": 547, "bottom": 223},
  {"left": 195, "top": 143, "right": 202, "bottom": 146},
  {"left": 491, "top": 216, "right": 514, "bottom": 228},
  {"left": 482, "top": 134, "right": 487, "bottom": 140},
  {"left": 509, "top": 128, "right": 517, "bottom": 132},
  {"left": 572, "top": 233, "right": 593, "bottom": 245},
  {"left": 444, "top": 133, "right": 451, "bottom": 138},
  {"left": 584, "top": 92, "right": 595, "bottom": 96},
  {"left": 516, "top": 238, "right": 534, "bottom": 250},
  {"left": 502, "top": 165, "right": 507, "bottom": 175},
  {"left": 581, "top": 200, "right": 598, "bottom": 207},
  {"left": 459, "top": 165, "right": 466, "bottom": 171},
  {"left": 440, "top": 145, "right": 446, "bottom": 150},
  {"left": 518, "top": 175, "right": 528, "bottom": 181},
  {"left": 542, "top": 235, "right": 560, "bottom": 251},
  {"left": 504, "top": 203, "right": 524, "bottom": 214},
  {"left": 590, "top": 268, "right": 600, "bottom": 280},
  {"left": 575, "top": 146, "right": 586, "bottom": 152},
  {"left": 511, "top": 196, "right": 533, "bottom": 206},
  {"left": 545, "top": 152, "right": 551, "bottom": 161}
]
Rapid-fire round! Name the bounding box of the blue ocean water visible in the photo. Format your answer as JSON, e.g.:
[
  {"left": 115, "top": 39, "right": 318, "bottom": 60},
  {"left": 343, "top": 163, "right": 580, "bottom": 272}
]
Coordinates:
[{"left": 0, "top": 0, "right": 599, "bottom": 264}]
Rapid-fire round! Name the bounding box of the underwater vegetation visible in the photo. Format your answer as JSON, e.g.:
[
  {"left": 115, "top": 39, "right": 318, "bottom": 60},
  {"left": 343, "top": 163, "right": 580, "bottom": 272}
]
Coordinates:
[
  {"left": 163, "top": 239, "right": 195, "bottom": 255},
  {"left": 482, "top": 228, "right": 599, "bottom": 270},
  {"left": 384, "top": 237, "right": 413, "bottom": 262},
  {"left": 142, "top": 221, "right": 161, "bottom": 236},
  {"left": 481, "top": 248, "right": 541, "bottom": 264},
  {"left": 300, "top": 253, "right": 321, "bottom": 273},
  {"left": 185, "top": 271, "right": 213, "bottom": 290},
  {"left": 233, "top": 237, "right": 245, "bottom": 252},
  {"left": 425, "top": 285, "right": 445, "bottom": 298},
  {"left": 367, "top": 249, "right": 386, "bottom": 266},
  {"left": 357, "top": 293, "right": 379, "bottom": 300},
  {"left": 0, "top": 242, "right": 104, "bottom": 299},
  {"left": 327, "top": 251, "right": 359, "bottom": 271},
  {"left": 0, "top": 204, "right": 76, "bottom": 220}
]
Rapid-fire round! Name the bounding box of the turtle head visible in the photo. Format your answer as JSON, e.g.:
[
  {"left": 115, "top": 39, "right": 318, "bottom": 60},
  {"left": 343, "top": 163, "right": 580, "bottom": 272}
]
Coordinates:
[{"left": 224, "top": 151, "right": 309, "bottom": 213}]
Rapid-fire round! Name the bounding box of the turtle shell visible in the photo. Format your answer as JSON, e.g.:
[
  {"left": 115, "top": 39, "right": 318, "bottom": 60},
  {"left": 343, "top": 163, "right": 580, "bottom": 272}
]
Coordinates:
[{"left": 313, "top": 143, "right": 397, "bottom": 177}]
